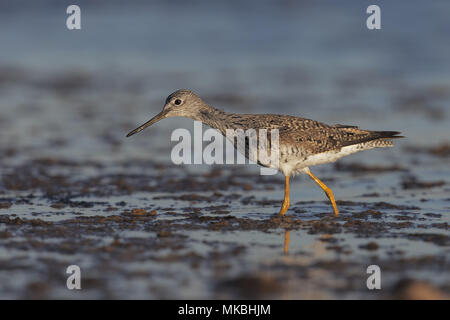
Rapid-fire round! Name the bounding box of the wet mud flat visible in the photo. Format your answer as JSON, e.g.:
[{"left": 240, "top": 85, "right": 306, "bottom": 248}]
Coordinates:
[
  {"left": 0, "top": 60, "right": 449, "bottom": 299},
  {"left": 0, "top": 153, "right": 449, "bottom": 299}
]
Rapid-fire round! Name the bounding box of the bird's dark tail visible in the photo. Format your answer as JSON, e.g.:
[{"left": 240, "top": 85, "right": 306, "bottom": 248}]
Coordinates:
[
  {"left": 373, "top": 131, "right": 404, "bottom": 139},
  {"left": 339, "top": 129, "right": 404, "bottom": 148}
]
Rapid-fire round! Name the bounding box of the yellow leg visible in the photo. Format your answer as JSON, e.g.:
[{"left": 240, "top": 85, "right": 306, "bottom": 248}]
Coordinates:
[
  {"left": 305, "top": 169, "right": 339, "bottom": 216},
  {"left": 279, "top": 175, "right": 290, "bottom": 216}
]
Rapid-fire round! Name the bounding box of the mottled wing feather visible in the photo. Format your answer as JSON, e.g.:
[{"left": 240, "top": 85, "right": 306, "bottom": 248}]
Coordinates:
[
  {"left": 279, "top": 125, "right": 401, "bottom": 154},
  {"left": 225, "top": 114, "right": 402, "bottom": 154}
]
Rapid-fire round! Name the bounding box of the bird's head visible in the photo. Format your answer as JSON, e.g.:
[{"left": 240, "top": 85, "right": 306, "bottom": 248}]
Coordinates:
[{"left": 126, "top": 89, "right": 206, "bottom": 137}]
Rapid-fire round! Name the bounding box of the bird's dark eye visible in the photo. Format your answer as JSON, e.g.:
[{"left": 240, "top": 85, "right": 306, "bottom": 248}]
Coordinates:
[{"left": 174, "top": 99, "right": 182, "bottom": 105}]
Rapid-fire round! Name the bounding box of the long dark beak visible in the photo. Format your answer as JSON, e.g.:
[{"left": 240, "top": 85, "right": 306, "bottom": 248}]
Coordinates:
[{"left": 126, "top": 110, "right": 167, "bottom": 137}]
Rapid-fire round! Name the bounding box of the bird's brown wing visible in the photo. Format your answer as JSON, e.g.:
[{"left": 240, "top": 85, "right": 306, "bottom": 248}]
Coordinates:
[
  {"left": 278, "top": 123, "right": 402, "bottom": 154},
  {"left": 227, "top": 114, "right": 402, "bottom": 154}
]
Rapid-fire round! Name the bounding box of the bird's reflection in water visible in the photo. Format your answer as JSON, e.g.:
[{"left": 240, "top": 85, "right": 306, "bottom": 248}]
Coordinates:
[
  {"left": 283, "top": 230, "right": 290, "bottom": 255},
  {"left": 282, "top": 230, "right": 330, "bottom": 258}
]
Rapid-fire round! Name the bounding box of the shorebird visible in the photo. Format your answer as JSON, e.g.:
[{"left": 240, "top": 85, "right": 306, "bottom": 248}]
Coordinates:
[{"left": 126, "top": 89, "right": 402, "bottom": 216}]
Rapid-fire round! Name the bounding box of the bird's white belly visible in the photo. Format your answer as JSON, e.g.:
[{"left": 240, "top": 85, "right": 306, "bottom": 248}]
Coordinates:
[
  {"left": 308, "top": 147, "right": 357, "bottom": 165},
  {"left": 279, "top": 145, "right": 364, "bottom": 176}
]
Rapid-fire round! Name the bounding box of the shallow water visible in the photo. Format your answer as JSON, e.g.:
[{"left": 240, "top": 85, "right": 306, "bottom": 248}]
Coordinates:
[{"left": 0, "top": 0, "right": 449, "bottom": 299}]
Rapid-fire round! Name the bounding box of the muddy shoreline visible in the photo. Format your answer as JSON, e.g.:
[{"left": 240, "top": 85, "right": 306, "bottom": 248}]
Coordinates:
[{"left": 1, "top": 153, "right": 448, "bottom": 299}]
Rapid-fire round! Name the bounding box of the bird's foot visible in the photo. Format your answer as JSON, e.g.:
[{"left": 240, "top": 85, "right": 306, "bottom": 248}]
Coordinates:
[
  {"left": 279, "top": 200, "right": 290, "bottom": 216},
  {"left": 324, "top": 194, "right": 339, "bottom": 216}
]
